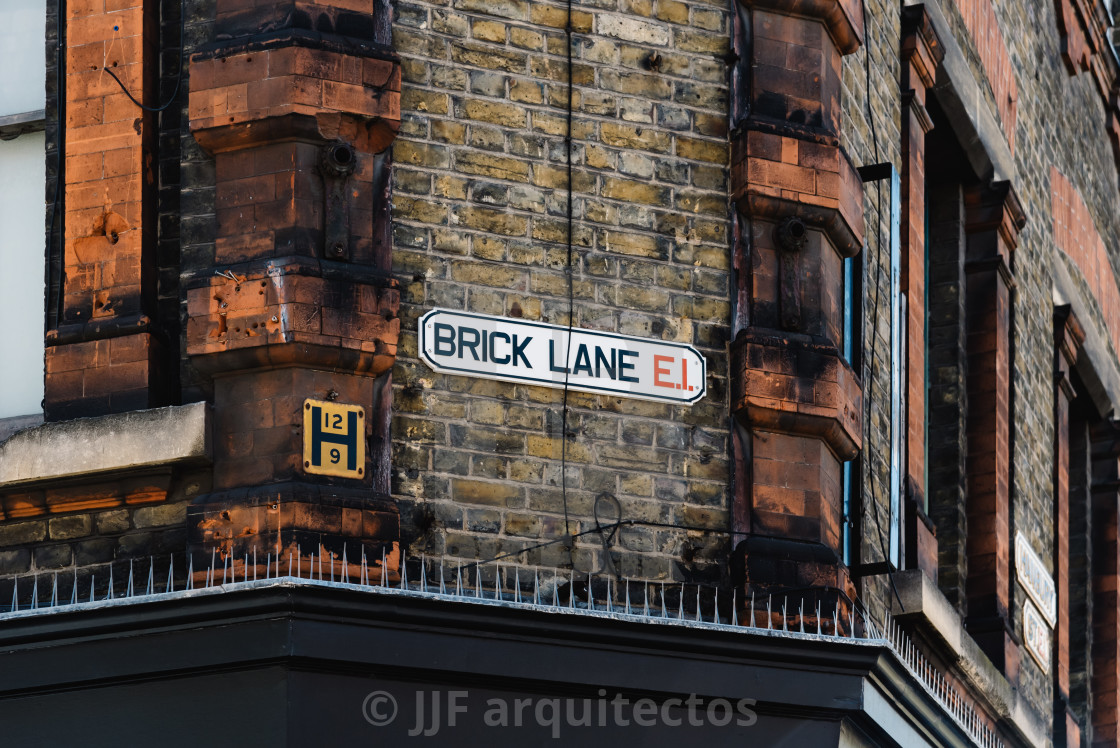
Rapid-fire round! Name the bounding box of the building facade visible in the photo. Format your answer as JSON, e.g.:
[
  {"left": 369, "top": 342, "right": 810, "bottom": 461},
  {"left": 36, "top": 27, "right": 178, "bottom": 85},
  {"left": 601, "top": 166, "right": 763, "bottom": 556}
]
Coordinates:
[{"left": 0, "top": 0, "right": 1119, "bottom": 744}]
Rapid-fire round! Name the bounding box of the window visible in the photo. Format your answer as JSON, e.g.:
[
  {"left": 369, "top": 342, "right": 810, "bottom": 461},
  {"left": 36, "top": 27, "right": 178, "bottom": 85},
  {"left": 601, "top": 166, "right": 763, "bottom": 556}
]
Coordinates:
[{"left": 0, "top": 0, "right": 47, "bottom": 420}]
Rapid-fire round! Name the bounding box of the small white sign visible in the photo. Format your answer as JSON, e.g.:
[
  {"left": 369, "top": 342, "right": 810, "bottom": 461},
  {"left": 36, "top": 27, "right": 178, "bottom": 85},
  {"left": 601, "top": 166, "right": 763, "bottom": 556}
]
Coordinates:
[
  {"left": 419, "top": 309, "right": 706, "bottom": 405},
  {"left": 1024, "top": 601, "right": 1051, "bottom": 674},
  {"left": 1015, "top": 532, "right": 1056, "bottom": 626}
]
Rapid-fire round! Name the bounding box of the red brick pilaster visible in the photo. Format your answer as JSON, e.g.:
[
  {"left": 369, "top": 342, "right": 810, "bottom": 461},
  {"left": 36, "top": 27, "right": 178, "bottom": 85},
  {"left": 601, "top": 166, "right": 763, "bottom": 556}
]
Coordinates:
[
  {"left": 900, "top": 5, "right": 943, "bottom": 579},
  {"left": 729, "top": 0, "right": 865, "bottom": 629},
  {"left": 184, "top": 0, "right": 401, "bottom": 577},
  {"left": 46, "top": 0, "right": 166, "bottom": 420},
  {"left": 963, "top": 181, "right": 1024, "bottom": 677},
  {"left": 1053, "top": 305, "right": 1084, "bottom": 747},
  {"left": 1090, "top": 418, "right": 1120, "bottom": 746}
]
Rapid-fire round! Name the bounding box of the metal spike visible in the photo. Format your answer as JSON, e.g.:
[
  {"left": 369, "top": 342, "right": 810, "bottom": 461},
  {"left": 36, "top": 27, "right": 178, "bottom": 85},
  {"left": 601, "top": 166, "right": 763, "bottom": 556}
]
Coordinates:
[
  {"left": 359, "top": 547, "right": 366, "bottom": 586},
  {"left": 400, "top": 549, "right": 407, "bottom": 590},
  {"left": 766, "top": 596, "right": 772, "bottom": 630},
  {"left": 587, "top": 572, "right": 593, "bottom": 611},
  {"left": 798, "top": 601, "right": 804, "bottom": 633},
  {"left": 51, "top": 574, "right": 58, "bottom": 608},
  {"left": 126, "top": 560, "right": 134, "bottom": 598},
  {"left": 747, "top": 591, "right": 753, "bottom": 628},
  {"left": 291, "top": 548, "right": 296, "bottom": 579},
  {"left": 265, "top": 553, "right": 271, "bottom": 581},
  {"left": 223, "top": 553, "right": 230, "bottom": 586},
  {"left": 10, "top": 577, "right": 18, "bottom": 612},
  {"left": 253, "top": 547, "right": 258, "bottom": 581},
  {"left": 849, "top": 609, "right": 855, "bottom": 638},
  {"left": 533, "top": 571, "right": 540, "bottom": 606},
  {"left": 494, "top": 562, "right": 501, "bottom": 600},
  {"left": 643, "top": 581, "right": 650, "bottom": 617},
  {"left": 420, "top": 555, "right": 427, "bottom": 593},
  {"left": 439, "top": 558, "right": 446, "bottom": 595},
  {"left": 625, "top": 579, "right": 631, "bottom": 615},
  {"left": 606, "top": 575, "right": 612, "bottom": 613},
  {"left": 187, "top": 555, "right": 194, "bottom": 591},
  {"left": 456, "top": 565, "right": 463, "bottom": 597},
  {"left": 816, "top": 601, "right": 821, "bottom": 635},
  {"left": 677, "top": 583, "right": 684, "bottom": 620},
  {"left": 782, "top": 601, "right": 788, "bottom": 632},
  {"left": 90, "top": 574, "right": 95, "bottom": 603},
  {"left": 276, "top": 549, "right": 280, "bottom": 579},
  {"left": 570, "top": 570, "right": 575, "bottom": 609},
  {"left": 71, "top": 569, "right": 78, "bottom": 605},
  {"left": 147, "top": 559, "right": 154, "bottom": 596},
  {"left": 713, "top": 588, "right": 720, "bottom": 625},
  {"left": 695, "top": 586, "right": 701, "bottom": 622},
  {"left": 660, "top": 581, "right": 667, "bottom": 617},
  {"left": 317, "top": 545, "right": 323, "bottom": 582},
  {"left": 514, "top": 568, "right": 521, "bottom": 604},
  {"left": 108, "top": 565, "right": 114, "bottom": 600}
]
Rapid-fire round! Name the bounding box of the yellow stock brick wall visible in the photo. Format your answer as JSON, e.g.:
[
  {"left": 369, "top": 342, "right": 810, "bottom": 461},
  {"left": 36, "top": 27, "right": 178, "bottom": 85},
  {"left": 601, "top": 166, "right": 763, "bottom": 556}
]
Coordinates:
[{"left": 388, "top": 0, "right": 733, "bottom": 579}]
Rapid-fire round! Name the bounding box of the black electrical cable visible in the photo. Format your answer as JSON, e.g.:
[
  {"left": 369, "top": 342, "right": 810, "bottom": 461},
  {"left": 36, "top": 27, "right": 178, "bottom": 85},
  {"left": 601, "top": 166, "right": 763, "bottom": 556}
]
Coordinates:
[
  {"left": 559, "top": 0, "right": 576, "bottom": 563},
  {"left": 103, "top": 1, "right": 185, "bottom": 113},
  {"left": 460, "top": 517, "right": 737, "bottom": 572},
  {"left": 859, "top": 0, "right": 904, "bottom": 613}
]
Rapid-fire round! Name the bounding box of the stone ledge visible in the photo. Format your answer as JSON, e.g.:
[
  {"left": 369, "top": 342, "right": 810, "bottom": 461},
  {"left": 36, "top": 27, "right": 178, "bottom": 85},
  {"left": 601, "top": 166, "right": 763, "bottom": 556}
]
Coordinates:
[
  {"left": 0, "top": 402, "right": 211, "bottom": 490},
  {"left": 907, "top": 0, "right": 1017, "bottom": 184},
  {"left": 891, "top": 569, "right": 1050, "bottom": 748}
]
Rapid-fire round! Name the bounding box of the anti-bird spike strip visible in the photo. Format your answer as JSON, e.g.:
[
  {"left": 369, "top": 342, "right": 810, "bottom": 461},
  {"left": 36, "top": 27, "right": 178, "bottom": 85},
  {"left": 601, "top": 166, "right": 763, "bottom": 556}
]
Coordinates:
[{"left": 0, "top": 555, "right": 1000, "bottom": 748}]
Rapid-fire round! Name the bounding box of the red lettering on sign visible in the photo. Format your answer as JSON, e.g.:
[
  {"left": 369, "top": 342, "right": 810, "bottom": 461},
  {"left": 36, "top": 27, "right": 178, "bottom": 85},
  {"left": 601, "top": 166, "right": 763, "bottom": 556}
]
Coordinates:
[{"left": 654, "top": 355, "right": 674, "bottom": 388}]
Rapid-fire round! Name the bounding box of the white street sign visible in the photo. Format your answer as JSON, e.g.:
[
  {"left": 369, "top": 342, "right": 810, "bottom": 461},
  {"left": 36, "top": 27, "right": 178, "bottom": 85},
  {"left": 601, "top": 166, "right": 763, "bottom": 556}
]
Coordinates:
[{"left": 419, "top": 309, "right": 706, "bottom": 405}]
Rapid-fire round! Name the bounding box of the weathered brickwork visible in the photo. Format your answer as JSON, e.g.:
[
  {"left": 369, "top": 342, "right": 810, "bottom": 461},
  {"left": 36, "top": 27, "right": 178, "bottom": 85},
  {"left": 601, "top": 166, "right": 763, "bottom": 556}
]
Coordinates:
[
  {"left": 842, "top": 0, "right": 1120, "bottom": 728},
  {"left": 0, "top": 483, "right": 198, "bottom": 576},
  {"left": 2, "top": 0, "right": 1120, "bottom": 742},
  {"left": 1052, "top": 167, "right": 1120, "bottom": 362},
  {"left": 388, "top": 0, "right": 733, "bottom": 580}
]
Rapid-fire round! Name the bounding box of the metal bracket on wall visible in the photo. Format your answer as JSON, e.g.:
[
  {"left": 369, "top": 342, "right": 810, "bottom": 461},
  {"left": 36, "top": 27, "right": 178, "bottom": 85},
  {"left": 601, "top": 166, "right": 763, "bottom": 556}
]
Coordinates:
[{"left": 856, "top": 161, "right": 905, "bottom": 572}]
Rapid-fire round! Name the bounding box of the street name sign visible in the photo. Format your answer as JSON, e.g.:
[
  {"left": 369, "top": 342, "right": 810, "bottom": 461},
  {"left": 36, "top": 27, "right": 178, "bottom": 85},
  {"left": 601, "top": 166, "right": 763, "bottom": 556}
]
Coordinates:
[
  {"left": 419, "top": 309, "right": 706, "bottom": 405},
  {"left": 1023, "top": 602, "right": 1051, "bottom": 673},
  {"left": 1015, "top": 531, "right": 1056, "bottom": 626}
]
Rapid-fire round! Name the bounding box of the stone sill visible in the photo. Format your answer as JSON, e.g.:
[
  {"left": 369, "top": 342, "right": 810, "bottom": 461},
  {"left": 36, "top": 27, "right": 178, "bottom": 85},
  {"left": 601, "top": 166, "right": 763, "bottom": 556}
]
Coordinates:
[
  {"left": 891, "top": 569, "right": 1050, "bottom": 748},
  {"left": 0, "top": 402, "right": 211, "bottom": 491}
]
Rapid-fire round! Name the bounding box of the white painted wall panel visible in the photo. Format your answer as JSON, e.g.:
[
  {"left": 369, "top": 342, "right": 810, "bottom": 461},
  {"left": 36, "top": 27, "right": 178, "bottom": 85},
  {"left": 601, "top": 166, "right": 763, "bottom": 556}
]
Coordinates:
[
  {"left": 0, "top": 0, "right": 47, "bottom": 117},
  {"left": 0, "top": 132, "right": 46, "bottom": 418}
]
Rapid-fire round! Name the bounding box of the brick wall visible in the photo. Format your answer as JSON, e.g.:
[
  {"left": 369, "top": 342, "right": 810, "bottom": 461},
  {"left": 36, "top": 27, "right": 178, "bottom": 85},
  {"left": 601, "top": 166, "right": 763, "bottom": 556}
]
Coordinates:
[
  {"left": 2, "top": 0, "right": 1120, "bottom": 738},
  {"left": 389, "top": 0, "right": 732, "bottom": 579},
  {"left": 1051, "top": 166, "right": 1120, "bottom": 363},
  {"left": 948, "top": 0, "right": 1017, "bottom": 152},
  {"left": 46, "top": 0, "right": 166, "bottom": 419}
]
